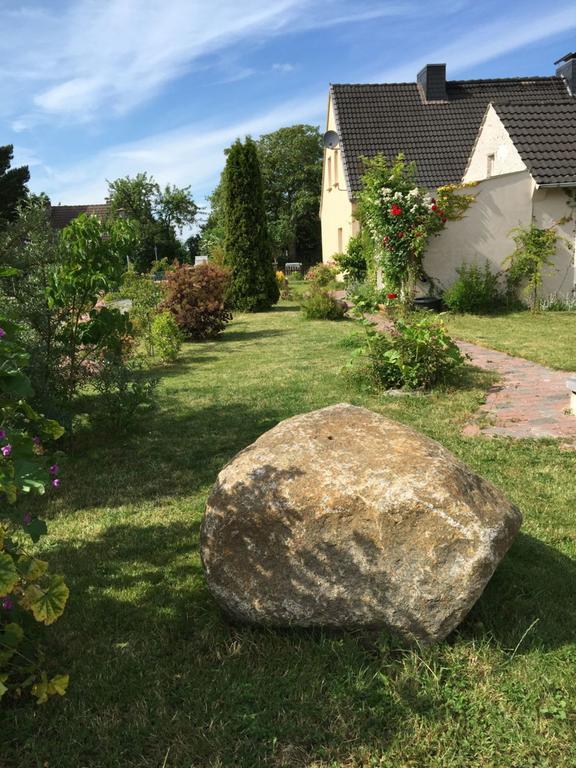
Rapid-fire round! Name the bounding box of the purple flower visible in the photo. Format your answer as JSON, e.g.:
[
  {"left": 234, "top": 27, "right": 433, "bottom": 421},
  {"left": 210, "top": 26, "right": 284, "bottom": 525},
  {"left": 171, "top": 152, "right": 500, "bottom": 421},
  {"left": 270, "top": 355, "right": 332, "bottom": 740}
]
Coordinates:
[
  {"left": 2, "top": 597, "right": 13, "bottom": 610},
  {"left": 0, "top": 327, "right": 5, "bottom": 339},
  {"left": 23, "top": 513, "right": 32, "bottom": 525},
  {"left": 1, "top": 444, "right": 12, "bottom": 458},
  {"left": 33, "top": 436, "right": 41, "bottom": 446},
  {"left": 49, "top": 464, "right": 60, "bottom": 476},
  {"left": 52, "top": 478, "right": 61, "bottom": 489},
  {"left": 0, "top": 430, "right": 5, "bottom": 440}
]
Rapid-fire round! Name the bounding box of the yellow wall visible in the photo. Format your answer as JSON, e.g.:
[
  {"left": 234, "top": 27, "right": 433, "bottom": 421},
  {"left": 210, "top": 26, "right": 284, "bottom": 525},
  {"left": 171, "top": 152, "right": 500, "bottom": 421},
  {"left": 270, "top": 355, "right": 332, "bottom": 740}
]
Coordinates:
[{"left": 320, "top": 95, "right": 356, "bottom": 262}]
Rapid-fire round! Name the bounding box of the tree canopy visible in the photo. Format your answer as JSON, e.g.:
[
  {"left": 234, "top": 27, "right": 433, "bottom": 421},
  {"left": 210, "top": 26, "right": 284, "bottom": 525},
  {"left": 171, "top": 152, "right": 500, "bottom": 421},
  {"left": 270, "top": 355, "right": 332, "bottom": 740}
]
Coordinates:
[{"left": 106, "top": 172, "right": 197, "bottom": 270}]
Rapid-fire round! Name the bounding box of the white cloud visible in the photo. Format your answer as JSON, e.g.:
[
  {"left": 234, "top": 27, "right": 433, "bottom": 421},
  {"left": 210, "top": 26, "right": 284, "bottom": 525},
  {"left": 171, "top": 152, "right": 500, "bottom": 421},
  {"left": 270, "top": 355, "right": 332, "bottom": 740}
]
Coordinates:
[{"left": 272, "top": 63, "right": 296, "bottom": 73}]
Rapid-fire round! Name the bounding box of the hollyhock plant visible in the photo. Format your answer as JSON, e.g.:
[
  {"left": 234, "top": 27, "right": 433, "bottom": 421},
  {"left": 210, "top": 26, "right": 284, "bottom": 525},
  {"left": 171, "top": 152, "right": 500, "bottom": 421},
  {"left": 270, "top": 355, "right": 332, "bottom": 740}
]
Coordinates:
[{"left": 356, "top": 153, "right": 475, "bottom": 306}]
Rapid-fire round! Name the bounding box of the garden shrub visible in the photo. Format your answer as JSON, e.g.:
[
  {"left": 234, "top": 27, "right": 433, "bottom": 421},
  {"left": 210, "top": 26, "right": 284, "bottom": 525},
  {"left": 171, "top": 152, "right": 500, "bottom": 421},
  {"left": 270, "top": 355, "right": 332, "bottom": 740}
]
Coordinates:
[
  {"left": 443, "top": 262, "right": 504, "bottom": 313},
  {"left": 301, "top": 286, "right": 346, "bottom": 320},
  {"left": 119, "top": 268, "right": 164, "bottom": 355},
  {"left": 347, "top": 282, "right": 391, "bottom": 317},
  {"left": 349, "top": 313, "right": 465, "bottom": 390},
  {"left": 505, "top": 223, "right": 557, "bottom": 310},
  {"left": 304, "top": 262, "right": 338, "bottom": 287},
  {"left": 0, "top": 282, "right": 69, "bottom": 703},
  {"left": 333, "top": 235, "right": 367, "bottom": 282},
  {"left": 150, "top": 311, "right": 183, "bottom": 362},
  {"left": 161, "top": 262, "right": 232, "bottom": 340},
  {"left": 91, "top": 355, "right": 159, "bottom": 431}
]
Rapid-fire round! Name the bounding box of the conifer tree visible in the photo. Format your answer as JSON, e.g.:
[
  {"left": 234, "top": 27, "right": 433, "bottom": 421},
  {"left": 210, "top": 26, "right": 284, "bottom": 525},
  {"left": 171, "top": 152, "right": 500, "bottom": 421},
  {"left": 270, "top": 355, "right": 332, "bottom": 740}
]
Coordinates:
[
  {"left": 0, "top": 145, "right": 29, "bottom": 229},
  {"left": 223, "top": 137, "right": 279, "bottom": 311}
]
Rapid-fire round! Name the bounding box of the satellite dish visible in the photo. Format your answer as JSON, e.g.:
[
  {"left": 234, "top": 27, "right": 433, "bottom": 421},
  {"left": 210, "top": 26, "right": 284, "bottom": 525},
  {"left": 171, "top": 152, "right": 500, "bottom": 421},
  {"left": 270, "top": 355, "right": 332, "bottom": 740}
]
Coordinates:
[{"left": 323, "top": 130, "right": 340, "bottom": 149}]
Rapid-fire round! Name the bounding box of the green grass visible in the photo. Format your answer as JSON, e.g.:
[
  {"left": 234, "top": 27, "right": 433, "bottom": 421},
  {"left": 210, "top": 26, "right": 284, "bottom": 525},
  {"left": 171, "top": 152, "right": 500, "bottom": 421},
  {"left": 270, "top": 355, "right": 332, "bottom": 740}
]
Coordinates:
[
  {"left": 3, "top": 302, "right": 576, "bottom": 767},
  {"left": 443, "top": 310, "right": 576, "bottom": 371}
]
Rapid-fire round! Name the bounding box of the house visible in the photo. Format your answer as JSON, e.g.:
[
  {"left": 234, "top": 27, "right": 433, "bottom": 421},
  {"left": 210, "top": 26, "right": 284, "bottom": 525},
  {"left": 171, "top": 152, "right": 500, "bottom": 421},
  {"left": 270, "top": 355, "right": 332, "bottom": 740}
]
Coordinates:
[
  {"left": 50, "top": 204, "right": 109, "bottom": 230},
  {"left": 320, "top": 53, "right": 576, "bottom": 295}
]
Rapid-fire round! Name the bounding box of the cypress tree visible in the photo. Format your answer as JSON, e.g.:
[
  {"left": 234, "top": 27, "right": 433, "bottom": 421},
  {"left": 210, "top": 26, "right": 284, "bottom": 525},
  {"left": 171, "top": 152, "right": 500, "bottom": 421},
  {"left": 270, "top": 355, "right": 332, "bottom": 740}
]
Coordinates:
[{"left": 223, "top": 137, "right": 279, "bottom": 311}]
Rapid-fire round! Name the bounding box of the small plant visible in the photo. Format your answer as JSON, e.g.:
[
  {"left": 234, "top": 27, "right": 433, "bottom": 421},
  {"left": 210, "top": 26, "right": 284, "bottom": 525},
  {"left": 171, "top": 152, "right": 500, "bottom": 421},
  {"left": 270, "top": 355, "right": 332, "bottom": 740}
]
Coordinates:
[
  {"left": 301, "top": 286, "right": 346, "bottom": 320},
  {"left": 276, "top": 270, "right": 291, "bottom": 299},
  {"left": 92, "top": 355, "right": 159, "bottom": 431},
  {"left": 347, "top": 282, "right": 390, "bottom": 317},
  {"left": 443, "top": 262, "right": 504, "bottom": 314},
  {"left": 333, "top": 235, "right": 367, "bottom": 282},
  {"left": 150, "top": 311, "right": 183, "bottom": 362},
  {"left": 161, "top": 262, "right": 232, "bottom": 340},
  {"left": 304, "top": 262, "right": 338, "bottom": 287},
  {"left": 540, "top": 292, "right": 576, "bottom": 311},
  {"left": 119, "top": 268, "right": 164, "bottom": 355},
  {"left": 349, "top": 313, "right": 465, "bottom": 390},
  {"left": 505, "top": 223, "right": 557, "bottom": 311}
]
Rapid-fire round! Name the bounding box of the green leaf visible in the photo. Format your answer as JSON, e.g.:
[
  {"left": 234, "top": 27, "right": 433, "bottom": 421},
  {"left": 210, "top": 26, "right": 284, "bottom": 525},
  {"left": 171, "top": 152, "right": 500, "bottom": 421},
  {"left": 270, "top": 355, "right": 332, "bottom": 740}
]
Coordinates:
[
  {"left": 0, "top": 551, "right": 18, "bottom": 595},
  {"left": 24, "top": 574, "right": 69, "bottom": 624},
  {"left": 0, "top": 266, "right": 19, "bottom": 277},
  {"left": 18, "top": 555, "right": 48, "bottom": 582},
  {"left": 25, "top": 518, "right": 48, "bottom": 543}
]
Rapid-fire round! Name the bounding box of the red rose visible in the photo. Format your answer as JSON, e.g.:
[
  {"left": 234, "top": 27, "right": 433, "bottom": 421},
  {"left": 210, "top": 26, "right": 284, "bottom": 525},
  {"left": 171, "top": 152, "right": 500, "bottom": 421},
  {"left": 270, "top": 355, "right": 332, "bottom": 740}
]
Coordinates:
[
  {"left": 390, "top": 204, "right": 402, "bottom": 216},
  {"left": 387, "top": 293, "right": 398, "bottom": 300},
  {"left": 431, "top": 204, "right": 437, "bottom": 211},
  {"left": 398, "top": 231, "right": 404, "bottom": 238}
]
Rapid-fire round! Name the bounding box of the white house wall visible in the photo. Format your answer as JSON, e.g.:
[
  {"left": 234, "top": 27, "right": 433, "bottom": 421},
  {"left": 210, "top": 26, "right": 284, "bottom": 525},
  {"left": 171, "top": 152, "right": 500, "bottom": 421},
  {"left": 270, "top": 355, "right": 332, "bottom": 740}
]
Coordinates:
[
  {"left": 532, "top": 187, "right": 576, "bottom": 294},
  {"left": 424, "top": 171, "right": 534, "bottom": 291},
  {"left": 463, "top": 105, "right": 527, "bottom": 182},
  {"left": 320, "top": 97, "right": 356, "bottom": 262}
]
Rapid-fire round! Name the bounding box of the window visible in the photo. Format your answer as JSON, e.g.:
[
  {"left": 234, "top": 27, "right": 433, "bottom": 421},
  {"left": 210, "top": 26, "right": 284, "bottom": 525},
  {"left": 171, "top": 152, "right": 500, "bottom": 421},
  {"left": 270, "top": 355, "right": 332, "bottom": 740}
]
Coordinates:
[
  {"left": 334, "top": 149, "right": 339, "bottom": 186},
  {"left": 487, "top": 153, "right": 495, "bottom": 177},
  {"left": 337, "top": 227, "right": 343, "bottom": 253},
  {"left": 327, "top": 157, "right": 332, "bottom": 189}
]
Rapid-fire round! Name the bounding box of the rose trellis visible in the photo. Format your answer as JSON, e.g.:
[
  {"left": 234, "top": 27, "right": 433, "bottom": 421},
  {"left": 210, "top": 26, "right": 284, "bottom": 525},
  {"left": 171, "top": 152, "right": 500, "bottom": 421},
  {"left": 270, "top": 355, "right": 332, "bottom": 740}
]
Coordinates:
[{"left": 356, "top": 154, "right": 475, "bottom": 307}]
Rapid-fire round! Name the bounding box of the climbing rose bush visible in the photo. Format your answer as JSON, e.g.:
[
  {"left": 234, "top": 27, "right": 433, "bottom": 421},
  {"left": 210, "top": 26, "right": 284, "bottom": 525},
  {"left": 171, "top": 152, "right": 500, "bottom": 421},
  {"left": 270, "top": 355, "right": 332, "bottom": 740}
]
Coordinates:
[
  {"left": 0, "top": 269, "right": 69, "bottom": 704},
  {"left": 356, "top": 153, "right": 475, "bottom": 306}
]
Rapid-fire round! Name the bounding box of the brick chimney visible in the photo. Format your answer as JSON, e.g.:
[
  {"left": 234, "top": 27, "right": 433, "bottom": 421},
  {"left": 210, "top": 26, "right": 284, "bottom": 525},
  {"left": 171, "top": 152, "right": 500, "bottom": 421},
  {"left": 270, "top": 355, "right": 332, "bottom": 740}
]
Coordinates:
[
  {"left": 417, "top": 64, "right": 447, "bottom": 102},
  {"left": 555, "top": 52, "right": 576, "bottom": 96}
]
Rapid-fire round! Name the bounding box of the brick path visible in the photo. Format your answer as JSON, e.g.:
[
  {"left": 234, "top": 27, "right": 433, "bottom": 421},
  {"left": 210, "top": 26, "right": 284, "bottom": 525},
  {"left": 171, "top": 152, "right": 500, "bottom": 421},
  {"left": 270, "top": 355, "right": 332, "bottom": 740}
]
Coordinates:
[{"left": 360, "top": 306, "right": 576, "bottom": 443}]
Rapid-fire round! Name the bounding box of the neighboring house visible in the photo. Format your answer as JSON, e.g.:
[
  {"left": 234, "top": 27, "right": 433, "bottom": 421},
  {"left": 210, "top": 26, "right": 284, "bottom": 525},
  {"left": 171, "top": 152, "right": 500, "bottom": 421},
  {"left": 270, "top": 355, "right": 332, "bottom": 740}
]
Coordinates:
[
  {"left": 321, "top": 53, "right": 576, "bottom": 295},
  {"left": 50, "top": 204, "right": 109, "bottom": 230}
]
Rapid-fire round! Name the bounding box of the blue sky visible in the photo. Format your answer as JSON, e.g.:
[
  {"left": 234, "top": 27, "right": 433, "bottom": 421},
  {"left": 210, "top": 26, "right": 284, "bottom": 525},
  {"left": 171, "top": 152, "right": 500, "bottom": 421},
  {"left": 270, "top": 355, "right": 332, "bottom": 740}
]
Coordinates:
[{"left": 2, "top": 0, "right": 576, "bottom": 211}]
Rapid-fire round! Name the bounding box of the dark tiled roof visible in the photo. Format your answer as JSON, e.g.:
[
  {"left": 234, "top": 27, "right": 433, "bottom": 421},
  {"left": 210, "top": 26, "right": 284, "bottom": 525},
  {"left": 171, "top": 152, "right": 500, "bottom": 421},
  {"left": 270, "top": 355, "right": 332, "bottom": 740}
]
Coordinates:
[
  {"left": 491, "top": 101, "right": 576, "bottom": 185},
  {"left": 50, "top": 204, "right": 109, "bottom": 229},
  {"left": 331, "top": 77, "right": 571, "bottom": 195}
]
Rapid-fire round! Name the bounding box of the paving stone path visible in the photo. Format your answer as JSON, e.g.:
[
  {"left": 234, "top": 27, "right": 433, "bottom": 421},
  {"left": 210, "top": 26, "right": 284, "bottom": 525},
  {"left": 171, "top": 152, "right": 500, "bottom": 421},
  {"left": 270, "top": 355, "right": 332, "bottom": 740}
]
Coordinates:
[{"left": 361, "top": 306, "right": 576, "bottom": 444}]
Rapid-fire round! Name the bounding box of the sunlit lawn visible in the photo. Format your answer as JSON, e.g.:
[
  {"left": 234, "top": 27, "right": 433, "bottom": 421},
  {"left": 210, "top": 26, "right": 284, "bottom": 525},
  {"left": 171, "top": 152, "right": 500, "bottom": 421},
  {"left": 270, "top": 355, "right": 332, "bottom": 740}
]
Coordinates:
[
  {"left": 2, "top": 301, "right": 576, "bottom": 767},
  {"left": 443, "top": 310, "right": 576, "bottom": 371}
]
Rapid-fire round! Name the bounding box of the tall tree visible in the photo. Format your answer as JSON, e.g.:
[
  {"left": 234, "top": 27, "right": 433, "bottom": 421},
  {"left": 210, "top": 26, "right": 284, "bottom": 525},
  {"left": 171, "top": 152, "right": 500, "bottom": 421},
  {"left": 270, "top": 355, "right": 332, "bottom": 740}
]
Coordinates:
[
  {"left": 223, "top": 138, "right": 279, "bottom": 311},
  {"left": 0, "top": 145, "right": 30, "bottom": 229},
  {"left": 106, "top": 172, "right": 197, "bottom": 270},
  {"left": 204, "top": 125, "right": 322, "bottom": 268},
  {"left": 257, "top": 124, "right": 322, "bottom": 266}
]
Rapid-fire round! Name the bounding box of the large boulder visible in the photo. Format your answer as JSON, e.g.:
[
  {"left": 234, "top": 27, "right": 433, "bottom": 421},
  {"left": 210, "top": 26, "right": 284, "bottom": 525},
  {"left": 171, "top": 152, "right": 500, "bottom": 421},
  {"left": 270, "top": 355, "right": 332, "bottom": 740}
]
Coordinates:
[{"left": 200, "top": 404, "right": 521, "bottom": 643}]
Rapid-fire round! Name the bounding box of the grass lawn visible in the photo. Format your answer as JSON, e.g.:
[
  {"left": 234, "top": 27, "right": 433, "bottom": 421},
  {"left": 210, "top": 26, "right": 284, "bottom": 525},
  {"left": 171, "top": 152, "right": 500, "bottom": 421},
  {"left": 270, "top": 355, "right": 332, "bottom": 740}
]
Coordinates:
[
  {"left": 3, "top": 301, "right": 576, "bottom": 767},
  {"left": 443, "top": 310, "right": 576, "bottom": 371}
]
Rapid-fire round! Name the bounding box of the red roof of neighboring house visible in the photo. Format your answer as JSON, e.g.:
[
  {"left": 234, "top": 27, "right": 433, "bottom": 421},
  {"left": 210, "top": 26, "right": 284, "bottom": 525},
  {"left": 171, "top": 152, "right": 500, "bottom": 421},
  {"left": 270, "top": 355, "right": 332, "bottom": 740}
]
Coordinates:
[{"left": 50, "top": 204, "right": 109, "bottom": 229}]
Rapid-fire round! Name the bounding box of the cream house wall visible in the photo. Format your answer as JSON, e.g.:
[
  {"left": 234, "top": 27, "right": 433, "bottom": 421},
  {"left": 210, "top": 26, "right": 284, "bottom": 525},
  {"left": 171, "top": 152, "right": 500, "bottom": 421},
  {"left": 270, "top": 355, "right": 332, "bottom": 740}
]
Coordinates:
[
  {"left": 532, "top": 187, "right": 576, "bottom": 294},
  {"left": 320, "top": 96, "right": 356, "bottom": 262},
  {"left": 424, "top": 171, "right": 534, "bottom": 290},
  {"left": 463, "top": 105, "right": 527, "bottom": 182}
]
